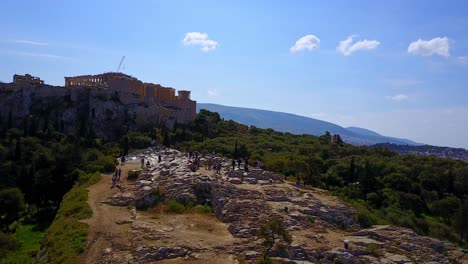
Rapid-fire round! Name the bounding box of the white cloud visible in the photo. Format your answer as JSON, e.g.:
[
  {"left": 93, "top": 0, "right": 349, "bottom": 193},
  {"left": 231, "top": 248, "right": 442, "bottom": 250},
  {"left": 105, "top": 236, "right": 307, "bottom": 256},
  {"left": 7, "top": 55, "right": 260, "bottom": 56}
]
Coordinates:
[
  {"left": 182, "top": 32, "right": 218, "bottom": 52},
  {"left": 14, "top": 40, "right": 48, "bottom": 46},
  {"left": 386, "top": 94, "right": 409, "bottom": 102},
  {"left": 207, "top": 89, "right": 219, "bottom": 97},
  {"left": 290, "top": 35, "right": 320, "bottom": 53},
  {"left": 407, "top": 37, "right": 449, "bottom": 57},
  {"left": 336, "top": 35, "right": 380, "bottom": 56}
]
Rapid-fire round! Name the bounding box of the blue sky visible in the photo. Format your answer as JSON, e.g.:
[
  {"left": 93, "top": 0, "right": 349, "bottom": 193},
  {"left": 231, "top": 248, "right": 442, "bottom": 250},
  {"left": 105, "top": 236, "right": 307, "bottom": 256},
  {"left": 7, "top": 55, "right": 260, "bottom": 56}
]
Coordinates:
[{"left": 1, "top": 0, "right": 468, "bottom": 148}]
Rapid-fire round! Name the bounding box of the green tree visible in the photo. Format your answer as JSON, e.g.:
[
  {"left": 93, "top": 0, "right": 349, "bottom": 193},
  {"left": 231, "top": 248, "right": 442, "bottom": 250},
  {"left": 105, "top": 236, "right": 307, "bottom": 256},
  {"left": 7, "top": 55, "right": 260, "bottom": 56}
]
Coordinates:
[
  {"left": 0, "top": 188, "right": 26, "bottom": 231},
  {"left": 7, "top": 109, "right": 13, "bottom": 130},
  {"left": 256, "top": 217, "right": 292, "bottom": 260},
  {"left": 348, "top": 156, "right": 356, "bottom": 183},
  {"left": 430, "top": 196, "right": 461, "bottom": 224},
  {"left": 237, "top": 144, "right": 250, "bottom": 159},
  {"left": 319, "top": 131, "right": 332, "bottom": 144},
  {"left": 121, "top": 135, "right": 129, "bottom": 156},
  {"left": 454, "top": 166, "right": 468, "bottom": 197},
  {"left": 453, "top": 200, "right": 468, "bottom": 246}
]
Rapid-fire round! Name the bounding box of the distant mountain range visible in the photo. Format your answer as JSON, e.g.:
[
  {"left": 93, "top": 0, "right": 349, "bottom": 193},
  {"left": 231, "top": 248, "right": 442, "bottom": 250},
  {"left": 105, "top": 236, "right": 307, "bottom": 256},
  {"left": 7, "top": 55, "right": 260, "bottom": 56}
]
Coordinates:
[{"left": 198, "top": 103, "right": 421, "bottom": 146}]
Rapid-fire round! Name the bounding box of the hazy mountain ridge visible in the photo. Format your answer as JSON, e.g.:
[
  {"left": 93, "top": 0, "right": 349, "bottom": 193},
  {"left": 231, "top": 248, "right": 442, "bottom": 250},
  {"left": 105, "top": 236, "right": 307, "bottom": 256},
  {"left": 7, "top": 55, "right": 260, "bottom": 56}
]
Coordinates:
[{"left": 198, "top": 103, "right": 420, "bottom": 146}]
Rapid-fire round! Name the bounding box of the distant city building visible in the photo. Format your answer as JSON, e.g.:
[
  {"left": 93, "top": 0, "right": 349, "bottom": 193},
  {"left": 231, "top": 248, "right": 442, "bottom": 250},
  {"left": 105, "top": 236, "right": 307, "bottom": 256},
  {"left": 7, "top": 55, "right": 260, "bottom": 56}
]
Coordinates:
[{"left": 13, "top": 74, "right": 44, "bottom": 86}]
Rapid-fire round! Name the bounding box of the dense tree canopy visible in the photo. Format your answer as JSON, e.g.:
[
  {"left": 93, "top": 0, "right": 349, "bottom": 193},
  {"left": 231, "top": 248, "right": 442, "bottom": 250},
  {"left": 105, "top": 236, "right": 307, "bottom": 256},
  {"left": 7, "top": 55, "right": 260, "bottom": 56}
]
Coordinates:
[{"left": 163, "top": 110, "right": 468, "bottom": 245}]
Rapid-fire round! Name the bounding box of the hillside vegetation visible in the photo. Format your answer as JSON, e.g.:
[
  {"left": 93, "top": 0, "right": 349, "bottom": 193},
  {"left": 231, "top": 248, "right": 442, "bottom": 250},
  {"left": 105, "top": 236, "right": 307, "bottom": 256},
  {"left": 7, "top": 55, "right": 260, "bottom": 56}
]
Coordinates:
[
  {"left": 0, "top": 108, "right": 467, "bottom": 263},
  {"left": 0, "top": 126, "right": 118, "bottom": 263},
  {"left": 198, "top": 103, "right": 419, "bottom": 145},
  {"left": 166, "top": 110, "right": 468, "bottom": 246}
]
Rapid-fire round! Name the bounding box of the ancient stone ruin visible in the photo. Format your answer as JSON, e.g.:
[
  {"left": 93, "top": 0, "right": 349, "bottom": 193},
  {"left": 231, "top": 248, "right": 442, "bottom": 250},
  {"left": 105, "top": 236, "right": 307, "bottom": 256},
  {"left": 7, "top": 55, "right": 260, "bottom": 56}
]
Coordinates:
[{"left": 0, "top": 73, "right": 196, "bottom": 138}]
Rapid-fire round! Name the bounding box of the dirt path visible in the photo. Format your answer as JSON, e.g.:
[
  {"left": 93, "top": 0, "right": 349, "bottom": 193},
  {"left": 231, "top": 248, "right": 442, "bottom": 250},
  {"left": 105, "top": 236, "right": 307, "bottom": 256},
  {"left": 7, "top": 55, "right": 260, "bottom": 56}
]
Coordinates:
[
  {"left": 80, "top": 161, "right": 243, "bottom": 264},
  {"left": 80, "top": 161, "right": 141, "bottom": 264}
]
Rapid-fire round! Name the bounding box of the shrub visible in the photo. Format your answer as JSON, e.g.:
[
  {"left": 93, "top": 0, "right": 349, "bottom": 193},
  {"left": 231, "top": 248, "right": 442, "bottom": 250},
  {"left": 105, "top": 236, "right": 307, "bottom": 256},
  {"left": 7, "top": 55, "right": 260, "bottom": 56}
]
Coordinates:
[
  {"left": 357, "top": 211, "right": 373, "bottom": 228},
  {"left": 167, "top": 199, "right": 186, "bottom": 214},
  {"left": 0, "top": 188, "right": 26, "bottom": 230},
  {"left": 256, "top": 256, "right": 273, "bottom": 264},
  {"left": 0, "top": 231, "right": 19, "bottom": 258},
  {"left": 39, "top": 172, "right": 100, "bottom": 263},
  {"left": 366, "top": 243, "right": 383, "bottom": 257},
  {"left": 307, "top": 215, "right": 315, "bottom": 223},
  {"left": 0, "top": 253, "right": 34, "bottom": 264},
  {"left": 189, "top": 204, "right": 212, "bottom": 214},
  {"left": 257, "top": 218, "right": 292, "bottom": 260},
  {"left": 99, "top": 156, "right": 117, "bottom": 173},
  {"left": 127, "top": 170, "right": 141, "bottom": 181}
]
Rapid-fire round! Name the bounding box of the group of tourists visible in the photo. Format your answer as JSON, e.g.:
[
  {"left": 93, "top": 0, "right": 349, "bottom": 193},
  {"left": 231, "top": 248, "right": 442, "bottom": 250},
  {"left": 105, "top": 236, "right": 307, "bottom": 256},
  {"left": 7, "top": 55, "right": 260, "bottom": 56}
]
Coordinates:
[
  {"left": 231, "top": 157, "right": 250, "bottom": 172},
  {"left": 212, "top": 159, "right": 222, "bottom": 174}
]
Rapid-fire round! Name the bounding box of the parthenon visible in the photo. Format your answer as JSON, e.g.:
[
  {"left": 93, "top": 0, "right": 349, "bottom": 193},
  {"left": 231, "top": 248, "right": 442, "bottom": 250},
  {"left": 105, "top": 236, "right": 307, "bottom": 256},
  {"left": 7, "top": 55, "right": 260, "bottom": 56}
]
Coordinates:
[{"left": 64, "top": 72, "right": 196, "bottom": 123}]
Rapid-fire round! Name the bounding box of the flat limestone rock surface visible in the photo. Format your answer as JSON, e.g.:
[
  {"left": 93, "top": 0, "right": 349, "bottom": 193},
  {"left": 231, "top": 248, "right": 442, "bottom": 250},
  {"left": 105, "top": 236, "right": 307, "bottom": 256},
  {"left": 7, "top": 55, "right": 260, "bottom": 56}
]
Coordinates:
[{"left": 85, "top": 147, "right": 468, "bottom": 264}]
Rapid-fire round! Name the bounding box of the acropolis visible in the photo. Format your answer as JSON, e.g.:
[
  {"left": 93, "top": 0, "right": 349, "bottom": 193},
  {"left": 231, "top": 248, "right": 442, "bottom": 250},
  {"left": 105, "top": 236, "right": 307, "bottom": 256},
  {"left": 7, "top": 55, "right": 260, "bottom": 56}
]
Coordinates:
[
  {"left": 63, "top": 72, "right": 196, "bottom": 123},
  {"left": 0, "top": 72, "right": 196, "bottom": 139}
]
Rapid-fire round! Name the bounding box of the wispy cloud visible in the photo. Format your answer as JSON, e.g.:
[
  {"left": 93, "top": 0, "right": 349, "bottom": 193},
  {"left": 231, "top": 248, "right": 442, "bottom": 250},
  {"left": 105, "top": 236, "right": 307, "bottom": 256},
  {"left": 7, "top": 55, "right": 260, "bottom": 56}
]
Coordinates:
[
  {"left": 9, "top": 51, "right": 70, "bottom": 60},
  {"left": 457, "top": 56, "right": 468, "bottom": 65},
  {"left": 14, "top": 39, "right": 48, "bottom": 46},
  {"left": 337, "top": 35, "right": 380, "bottom": 56},
  {"left": 207, "top": 89, "right": 219, "bottom": 98},
  {"left": 290, "top": 35, "right": 320, "bottom": 53},
  {"left": 408, "top": 37, "right": 449, "bottom": 57},
  {"left": 182, "top": 32, "right": 218, "bottom": 52},
  {"left": 386, "top": 94, "right": 409, "bottom": 102},
  {"left": 385, "top": 78, "right": 422, "bottom": 87}
]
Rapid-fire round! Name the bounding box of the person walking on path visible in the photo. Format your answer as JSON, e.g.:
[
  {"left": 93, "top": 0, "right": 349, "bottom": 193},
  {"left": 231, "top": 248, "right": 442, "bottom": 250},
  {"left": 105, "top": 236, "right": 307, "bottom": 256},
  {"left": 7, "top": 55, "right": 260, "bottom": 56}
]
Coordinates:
[
  {"left": 120, "top": 156, "right": 126, "bottom": 166},
  {"left": 117, "top": 168, "right": 122, "bottom": 182},
  {"left": 112, "top": 170, "right": 118, "bottom": 188}
]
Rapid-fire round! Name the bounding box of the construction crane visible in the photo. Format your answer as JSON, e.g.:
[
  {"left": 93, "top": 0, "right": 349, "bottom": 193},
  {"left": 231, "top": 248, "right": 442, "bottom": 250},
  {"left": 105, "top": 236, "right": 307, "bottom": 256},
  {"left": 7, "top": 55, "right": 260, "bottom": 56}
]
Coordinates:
[{"left": 116, "top": 56, "right": 125, "bottom": 72}]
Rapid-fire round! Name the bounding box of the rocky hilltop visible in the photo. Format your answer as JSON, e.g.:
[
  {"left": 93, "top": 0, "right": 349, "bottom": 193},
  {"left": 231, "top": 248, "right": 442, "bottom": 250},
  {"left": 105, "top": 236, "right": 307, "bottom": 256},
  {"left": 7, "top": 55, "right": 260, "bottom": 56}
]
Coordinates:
[{"left": 81, "top": 147, "right": 467, "bottom": 263}]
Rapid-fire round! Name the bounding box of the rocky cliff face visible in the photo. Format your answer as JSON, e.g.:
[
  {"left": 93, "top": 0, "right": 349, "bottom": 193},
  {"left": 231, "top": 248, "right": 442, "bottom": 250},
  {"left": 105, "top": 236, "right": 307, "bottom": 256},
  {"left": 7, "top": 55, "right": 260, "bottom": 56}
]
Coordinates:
[
  {"left": 100, "top": 147, "right": 467, "bottom": 263},
  {"left": 0, "top": 84, "right": 174, "bottom": 139}
]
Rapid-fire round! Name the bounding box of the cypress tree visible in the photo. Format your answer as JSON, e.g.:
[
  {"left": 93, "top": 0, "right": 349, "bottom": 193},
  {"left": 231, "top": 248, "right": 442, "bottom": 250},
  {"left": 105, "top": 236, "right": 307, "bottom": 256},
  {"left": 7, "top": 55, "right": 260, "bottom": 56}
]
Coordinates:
[{"left": 8, "top": 108, "right": 13, "bottom": 129}]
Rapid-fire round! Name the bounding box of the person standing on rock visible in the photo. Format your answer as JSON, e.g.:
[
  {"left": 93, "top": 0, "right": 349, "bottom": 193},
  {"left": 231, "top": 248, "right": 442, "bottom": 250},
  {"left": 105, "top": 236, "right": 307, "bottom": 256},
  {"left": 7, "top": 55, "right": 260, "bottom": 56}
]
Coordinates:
[
  {"left": 117, "top": 168, "right": 122, "bottom": 182},
  {"left": 130, "top": 207, "right": 137, "bottom": 220},
  {"left": 120, "top": 156, "right": 126, "bottom": 166},
  {"left": 216, "top": 161, "right": 222, "bottom": 174},
  {"left": 146, "top": 160, "right": 150, "bottom": 168},
  {"left": 232, "top": 159, "right": 236, "bottom": 171},
  {"left": 244, "top": 159, "right": 249, "bottom": 172},
  {"left": 237, "top": 158, "right": 242, "bottom": 169},
  {"left": 158, "top": 154, "right": 162, "bottom": 163},
  {"left": 141, "top": 157, "right": 145, "bottom": 168}
]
